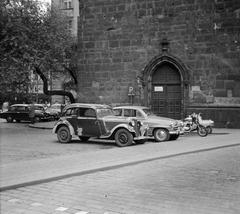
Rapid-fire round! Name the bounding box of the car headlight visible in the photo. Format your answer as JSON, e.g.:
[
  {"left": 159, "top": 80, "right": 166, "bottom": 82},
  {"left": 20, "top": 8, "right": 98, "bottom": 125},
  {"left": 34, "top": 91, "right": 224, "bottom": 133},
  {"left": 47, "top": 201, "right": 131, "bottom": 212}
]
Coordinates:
[{"left": 129, "top": 120, "right": 135, "bottom": 127}]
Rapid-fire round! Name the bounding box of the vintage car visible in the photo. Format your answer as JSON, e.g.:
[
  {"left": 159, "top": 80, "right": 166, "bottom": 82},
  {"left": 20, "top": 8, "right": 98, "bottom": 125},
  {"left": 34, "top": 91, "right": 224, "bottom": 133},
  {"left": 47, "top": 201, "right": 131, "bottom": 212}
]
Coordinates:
[
  {"left": 113, "top": 106, "right": 184, "bottom": 142},
  {"left": 45, "top": 103, "right": 65, "bottom": 120},
  {"left": 0, "top": 104, "right": 51, "bottom": 123},
  {"left": 52, "top": 103, "right": 148, "bottom": 147}
]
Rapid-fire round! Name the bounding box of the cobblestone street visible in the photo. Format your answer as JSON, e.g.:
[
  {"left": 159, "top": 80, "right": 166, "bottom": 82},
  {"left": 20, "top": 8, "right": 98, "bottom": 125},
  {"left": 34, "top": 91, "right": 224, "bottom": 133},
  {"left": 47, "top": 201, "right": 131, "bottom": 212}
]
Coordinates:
[{"left": 1, "top": 145, "right": 240, "bottom": 214}]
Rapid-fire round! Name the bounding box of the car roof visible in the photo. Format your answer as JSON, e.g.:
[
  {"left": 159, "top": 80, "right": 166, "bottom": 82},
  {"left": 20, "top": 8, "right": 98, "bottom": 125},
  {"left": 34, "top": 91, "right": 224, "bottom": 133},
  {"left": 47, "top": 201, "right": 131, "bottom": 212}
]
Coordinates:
[
  {"left": 113, "top": 106, "right": 149, "bottom": 110},
  {"left": 11, "top": 104, "right": 29, "bottom": 107},
  {"left": 51, "top": 103, "right": 64, "bottom": 106},
  {"left": 64, "top": 103, "right": 111, "bottom": 110}
]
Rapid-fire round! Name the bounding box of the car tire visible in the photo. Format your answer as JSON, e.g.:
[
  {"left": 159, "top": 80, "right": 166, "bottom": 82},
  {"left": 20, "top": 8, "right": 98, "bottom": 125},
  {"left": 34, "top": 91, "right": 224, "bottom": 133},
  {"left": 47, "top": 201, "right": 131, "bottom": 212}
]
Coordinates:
[
  {"left": 79, "top": 136, "right": 90, "bottom": 142},
  {"left": 154, "top": 128, "right": 170, "bottom": 142},
  {"left": 114, "top": 128, "right": 133, "bottom": 147},
  {"left": 169, "top": 134, "right": 179, "bottom": 141},
  {"left": 6, "top": 116, "right": 13, "bottom": 123},
  {"left": 34, "top": 116, "right": 40, "bottom": 123},
  {"left": 57, "top": 126, "right": 72, "bottom": 143},
  {"left": 206, "top": 126, "right": 213, "bottom": 134}
]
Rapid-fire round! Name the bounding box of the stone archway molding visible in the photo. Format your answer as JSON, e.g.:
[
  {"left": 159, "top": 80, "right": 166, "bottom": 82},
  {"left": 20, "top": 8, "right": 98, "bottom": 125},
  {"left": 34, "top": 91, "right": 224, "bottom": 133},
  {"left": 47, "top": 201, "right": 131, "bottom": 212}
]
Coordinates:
[
  {"left": 142, "top": 53, "right": 190, "bottom": 118},
  {"left": 143, "top": 53, "right": 190, "bottom": 84}
]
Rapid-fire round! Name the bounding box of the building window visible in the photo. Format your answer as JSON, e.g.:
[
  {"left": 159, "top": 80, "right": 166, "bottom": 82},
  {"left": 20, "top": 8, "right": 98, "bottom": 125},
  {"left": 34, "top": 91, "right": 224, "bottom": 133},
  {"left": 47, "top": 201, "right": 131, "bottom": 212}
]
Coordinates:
[{"left": 63, "top": 0, "right": 72, "bottom": 9}]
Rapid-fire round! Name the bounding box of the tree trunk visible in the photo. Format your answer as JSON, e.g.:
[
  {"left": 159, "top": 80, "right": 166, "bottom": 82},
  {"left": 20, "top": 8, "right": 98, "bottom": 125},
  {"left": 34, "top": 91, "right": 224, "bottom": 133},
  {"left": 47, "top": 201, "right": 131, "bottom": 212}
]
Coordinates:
[{"left": 34, "top": 66, "right": 75, "bottom": 103}]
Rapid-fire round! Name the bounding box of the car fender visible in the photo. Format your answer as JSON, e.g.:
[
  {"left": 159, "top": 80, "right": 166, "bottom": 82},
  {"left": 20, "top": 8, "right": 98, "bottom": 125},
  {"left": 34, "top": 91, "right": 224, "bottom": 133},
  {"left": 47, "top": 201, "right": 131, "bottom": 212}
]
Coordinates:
[
  {"left": 52, "top": 120, "right": 75, "bottom": 136},
  {"left": 101, "top": 123, "right": 135, "bottom": 138},
  {"left": 146, "top": 124, "right": 171, "bottom": 136}
]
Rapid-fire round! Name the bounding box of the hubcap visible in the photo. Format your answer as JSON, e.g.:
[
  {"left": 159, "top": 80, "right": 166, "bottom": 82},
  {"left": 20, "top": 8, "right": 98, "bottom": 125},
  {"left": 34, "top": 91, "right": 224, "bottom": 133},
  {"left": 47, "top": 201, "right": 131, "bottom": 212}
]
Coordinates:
[
  {"left": 119, "top": 133, "right": 128, "bottom": 144},
  {"left": 156, "top": 130, "right": 167, "bottom": 141},
  {"left": 60, "top": 130, "right": 68, "bottom": 140}
]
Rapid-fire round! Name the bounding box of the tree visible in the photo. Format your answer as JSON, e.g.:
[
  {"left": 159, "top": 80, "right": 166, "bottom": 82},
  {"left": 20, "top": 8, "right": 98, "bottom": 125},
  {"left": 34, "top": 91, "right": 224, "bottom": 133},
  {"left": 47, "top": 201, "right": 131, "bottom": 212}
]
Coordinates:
[{"left": 0, "top": 0, "right": 77, "bottom": 104}]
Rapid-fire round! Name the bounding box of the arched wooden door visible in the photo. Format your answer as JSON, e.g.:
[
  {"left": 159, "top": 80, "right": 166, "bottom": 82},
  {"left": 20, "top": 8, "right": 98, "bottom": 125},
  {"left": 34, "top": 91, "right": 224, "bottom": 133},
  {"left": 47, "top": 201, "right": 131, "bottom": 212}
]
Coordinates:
[{"left": 151, "top": 63, "right": 182, "bottom": 119}]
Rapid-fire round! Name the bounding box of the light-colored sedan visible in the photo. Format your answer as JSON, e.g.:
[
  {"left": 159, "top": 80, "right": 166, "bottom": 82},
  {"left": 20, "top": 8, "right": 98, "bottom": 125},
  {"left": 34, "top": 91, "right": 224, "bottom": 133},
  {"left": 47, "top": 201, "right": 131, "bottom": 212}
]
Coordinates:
[{"left": 113, "top": 106, "right": 184, "bottom": 142}]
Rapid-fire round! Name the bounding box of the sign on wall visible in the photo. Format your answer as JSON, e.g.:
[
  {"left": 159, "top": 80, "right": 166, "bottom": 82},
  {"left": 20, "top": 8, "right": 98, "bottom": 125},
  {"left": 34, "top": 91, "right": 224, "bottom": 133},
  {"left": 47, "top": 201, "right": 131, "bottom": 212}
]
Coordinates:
[{"left": 154, "top": 86, "right": 163, "bottom": 92}]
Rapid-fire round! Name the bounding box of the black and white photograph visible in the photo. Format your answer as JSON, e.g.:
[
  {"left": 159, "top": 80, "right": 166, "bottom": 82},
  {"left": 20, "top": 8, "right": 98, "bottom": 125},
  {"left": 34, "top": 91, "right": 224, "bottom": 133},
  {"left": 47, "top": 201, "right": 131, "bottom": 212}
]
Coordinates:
[{"left": 0, "top": 0, "right": 240, "bottom": 213}]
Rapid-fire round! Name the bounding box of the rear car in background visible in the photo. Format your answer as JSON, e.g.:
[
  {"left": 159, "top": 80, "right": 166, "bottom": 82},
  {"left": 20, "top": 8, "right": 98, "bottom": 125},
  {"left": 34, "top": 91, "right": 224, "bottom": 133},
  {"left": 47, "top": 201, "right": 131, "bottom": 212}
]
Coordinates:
[
  {"left": 53, "top": 103, "right": 148, "bottom": 147},
  {"left": 46, "top": 103, "right": 65, "bottom": 120},
  {"left": 0, "top": 104, "right": 51, "bottom": 123},
  {"left": 113, "top": 106, "right": 184, "bottom": 142}
]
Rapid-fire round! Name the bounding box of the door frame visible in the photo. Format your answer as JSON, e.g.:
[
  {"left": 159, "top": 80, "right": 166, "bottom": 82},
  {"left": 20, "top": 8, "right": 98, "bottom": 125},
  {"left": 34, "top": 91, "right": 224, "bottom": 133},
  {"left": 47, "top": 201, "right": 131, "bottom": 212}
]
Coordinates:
[{"left": 142, "top": 54, "right": 190, "bottom": 119}]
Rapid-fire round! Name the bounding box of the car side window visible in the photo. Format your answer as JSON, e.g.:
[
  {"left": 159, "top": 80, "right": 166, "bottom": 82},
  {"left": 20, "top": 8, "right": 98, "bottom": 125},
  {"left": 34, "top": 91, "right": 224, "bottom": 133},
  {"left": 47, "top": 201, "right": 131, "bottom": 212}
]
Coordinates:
[
  {"left": 114, "top": 109, "right": 122, "bottom": 116},
  {"left": 16, "top": 106, "right": 26, "bottom": 111},
  {"left": 124, "top": 109, "right": 136, "bottom": 117},
  {"left": 136, "top": 110, "right": 144, "bottom": 118},
  {"left": 65, "top": 108, "right": 78, "bottom": 116},
  {"left": 83, "top": 108, "right": 96, "bottom": 118},
  {"left": 9, "top": 106, "right": 16, "bottom": 111}
]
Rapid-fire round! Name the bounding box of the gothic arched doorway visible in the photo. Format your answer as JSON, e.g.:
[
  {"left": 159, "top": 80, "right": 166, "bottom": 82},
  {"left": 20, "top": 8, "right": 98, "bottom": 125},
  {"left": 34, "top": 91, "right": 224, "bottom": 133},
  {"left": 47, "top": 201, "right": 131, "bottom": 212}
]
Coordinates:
[
  {"left": 151, "top": 62, "right": 181, "bottom": 119},
  {"left": 143, "top": 54, "right": 189, "bottom": 119}
]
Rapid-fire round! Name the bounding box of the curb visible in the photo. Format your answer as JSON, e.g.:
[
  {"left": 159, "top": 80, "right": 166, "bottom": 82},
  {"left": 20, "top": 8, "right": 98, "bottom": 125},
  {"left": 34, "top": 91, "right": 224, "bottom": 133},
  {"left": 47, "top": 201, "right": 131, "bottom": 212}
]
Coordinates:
[
  {"left": 1, "top": 142, "right": 239, "bottom": 192},
  {"left": 28, "top": 123, "right": 54, "bottom": 130}
]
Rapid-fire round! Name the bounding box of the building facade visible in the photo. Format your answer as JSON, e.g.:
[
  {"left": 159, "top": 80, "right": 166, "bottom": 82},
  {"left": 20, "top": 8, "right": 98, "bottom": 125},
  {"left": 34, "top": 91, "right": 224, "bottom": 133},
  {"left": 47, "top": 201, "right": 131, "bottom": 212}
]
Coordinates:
[
  {"left": 52, "top": 0, "right": 79, "bottom": 37},
  {"left": 50, "top": 0, "right": 79, "bottom": 103},
  {"left": 76, "top": 0, "right": 240, "bottom": 128}
]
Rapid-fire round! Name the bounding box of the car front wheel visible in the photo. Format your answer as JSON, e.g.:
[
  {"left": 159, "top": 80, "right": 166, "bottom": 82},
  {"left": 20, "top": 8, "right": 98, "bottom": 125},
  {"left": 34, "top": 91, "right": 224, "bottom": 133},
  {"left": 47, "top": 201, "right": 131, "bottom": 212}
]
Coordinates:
[
  {"left": 34, "top": 116, "right": 40, "bottom": 123},
  {"left": 57, "top": 126, "right": 72, "bottom": 143},
  {"left": 114, "top": 128, "right": 133, "bottom": 147},
  {"left": 154, "top": 128, "right": 170, "bottom": 142}
]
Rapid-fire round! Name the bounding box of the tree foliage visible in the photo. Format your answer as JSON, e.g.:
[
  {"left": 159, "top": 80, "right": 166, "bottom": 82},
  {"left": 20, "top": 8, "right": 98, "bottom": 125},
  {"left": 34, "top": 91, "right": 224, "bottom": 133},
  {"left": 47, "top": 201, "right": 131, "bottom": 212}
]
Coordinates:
[{"left": 0, "top": 0, "right": 77, "bottom": 103}]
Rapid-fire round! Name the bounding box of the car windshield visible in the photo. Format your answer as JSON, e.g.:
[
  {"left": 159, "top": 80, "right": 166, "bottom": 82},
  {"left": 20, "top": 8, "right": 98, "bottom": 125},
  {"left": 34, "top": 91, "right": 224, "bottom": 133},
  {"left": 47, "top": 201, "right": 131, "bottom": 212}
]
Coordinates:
[
  {"left": 142, "top": 108, "right": 155, "bottom": 116},
  {"left": 96, "top": 108, "right": 114, "bottom": 118}
]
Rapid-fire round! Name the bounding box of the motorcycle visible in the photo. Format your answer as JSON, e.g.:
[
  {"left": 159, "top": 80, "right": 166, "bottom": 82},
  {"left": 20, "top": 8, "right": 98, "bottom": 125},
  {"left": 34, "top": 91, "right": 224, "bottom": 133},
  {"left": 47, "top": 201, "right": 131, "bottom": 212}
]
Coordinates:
[{"left": 183, "top": 113, "right": 209, "bottom": 137}]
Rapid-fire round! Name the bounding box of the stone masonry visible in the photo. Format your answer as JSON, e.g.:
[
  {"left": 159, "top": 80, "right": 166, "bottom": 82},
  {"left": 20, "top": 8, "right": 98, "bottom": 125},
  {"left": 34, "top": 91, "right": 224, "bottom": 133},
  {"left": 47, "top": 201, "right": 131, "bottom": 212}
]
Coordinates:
[{"left": 76, "top": 0, "right": 240, "bottom": 127}]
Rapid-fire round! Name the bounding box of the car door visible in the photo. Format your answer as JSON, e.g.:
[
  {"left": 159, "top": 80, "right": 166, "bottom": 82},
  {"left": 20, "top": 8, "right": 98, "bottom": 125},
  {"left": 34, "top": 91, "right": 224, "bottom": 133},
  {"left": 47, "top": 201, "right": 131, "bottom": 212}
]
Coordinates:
[
  {"left": 17, "top": 106, "right": 29, "bottom": 121},
  {"left": 77, "top": 107, "right": 101, "bottom": 137},
  {"left": 6, "top": 106, "right": 17, "bottom": 120},
  {"left": 64, "top": 107, "right": 78, "bottom": 133}
]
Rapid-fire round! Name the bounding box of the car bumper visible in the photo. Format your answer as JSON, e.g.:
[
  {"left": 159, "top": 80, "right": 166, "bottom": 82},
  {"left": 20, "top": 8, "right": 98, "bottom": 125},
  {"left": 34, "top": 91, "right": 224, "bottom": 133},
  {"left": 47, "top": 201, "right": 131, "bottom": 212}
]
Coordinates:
[
  {"left": 134, "top": 136, "right": 148, "bottom": 140},
  {"left": 169, "top": 130, "right": 184, "bottom": 135}
]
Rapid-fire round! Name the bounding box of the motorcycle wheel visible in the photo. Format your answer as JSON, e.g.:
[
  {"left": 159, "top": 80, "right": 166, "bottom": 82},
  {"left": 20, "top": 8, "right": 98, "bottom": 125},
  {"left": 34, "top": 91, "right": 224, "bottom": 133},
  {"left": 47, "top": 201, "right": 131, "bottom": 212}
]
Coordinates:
[
  {"left": 197, "top": 125, "right": 208, "bottom": 137},
  {"left": 206, "top": 126, "right": 213, "bottom": 134}
]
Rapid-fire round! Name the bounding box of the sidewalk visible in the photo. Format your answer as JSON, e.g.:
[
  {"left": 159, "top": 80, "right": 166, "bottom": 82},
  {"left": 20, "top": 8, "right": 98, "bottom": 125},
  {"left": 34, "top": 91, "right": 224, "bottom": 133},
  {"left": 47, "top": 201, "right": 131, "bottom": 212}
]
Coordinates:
[
  {"left": 1, "top": 128, "right": 240, "bottom": 192},
  {"left": 28, "top": 121, "right": 55, "bottom": 129}
]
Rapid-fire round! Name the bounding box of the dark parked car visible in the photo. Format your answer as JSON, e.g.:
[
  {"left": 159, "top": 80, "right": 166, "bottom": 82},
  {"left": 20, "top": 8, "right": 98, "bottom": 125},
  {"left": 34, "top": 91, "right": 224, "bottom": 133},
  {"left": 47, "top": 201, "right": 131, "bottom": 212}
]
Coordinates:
[
  {"left": 0, "top": 104, "right": 51, "bottom": 123},
  {"left": 53, "top": 103, "right": 148, "bottom": 147},
  {"left": 45, "top": 103, "right": 65, "bottom": 119}
]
